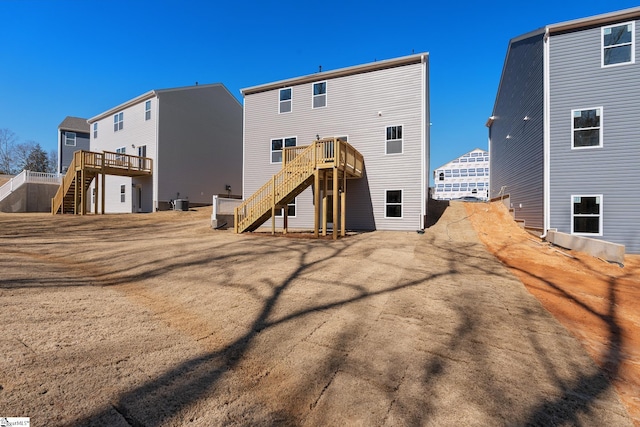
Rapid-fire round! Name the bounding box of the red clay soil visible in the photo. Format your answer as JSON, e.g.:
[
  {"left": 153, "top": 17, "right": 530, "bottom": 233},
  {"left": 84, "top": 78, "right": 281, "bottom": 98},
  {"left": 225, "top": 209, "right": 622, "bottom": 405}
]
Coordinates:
[{"left": 465, "top": 201, "right": 640, "bottom": 426}]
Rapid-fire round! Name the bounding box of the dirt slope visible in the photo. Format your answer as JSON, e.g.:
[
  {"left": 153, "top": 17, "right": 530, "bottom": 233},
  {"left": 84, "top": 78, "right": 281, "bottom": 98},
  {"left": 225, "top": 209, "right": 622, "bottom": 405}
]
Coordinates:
[{"left": 465, "top": 201, "right": 640, "bottom": 426}]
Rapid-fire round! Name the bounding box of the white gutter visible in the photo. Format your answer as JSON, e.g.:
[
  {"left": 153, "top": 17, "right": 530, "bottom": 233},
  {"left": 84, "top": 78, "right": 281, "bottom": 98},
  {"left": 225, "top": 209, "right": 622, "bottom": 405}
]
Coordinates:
[{"left": 541, "top": 27, "right": 551, "bottom": 238}]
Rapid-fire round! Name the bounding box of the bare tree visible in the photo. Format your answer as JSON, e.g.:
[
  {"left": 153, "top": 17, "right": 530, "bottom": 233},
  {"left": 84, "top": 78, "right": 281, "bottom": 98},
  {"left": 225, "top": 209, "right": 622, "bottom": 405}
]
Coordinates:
[
  {"left": 14, "top": 141, "right": 35, "bottom": 172},
  {"left": 47, "top": 149, "right": 58, "bottom": 174},
  {"left": 0, "top": 128, "right": 18, "bottom": 174}
]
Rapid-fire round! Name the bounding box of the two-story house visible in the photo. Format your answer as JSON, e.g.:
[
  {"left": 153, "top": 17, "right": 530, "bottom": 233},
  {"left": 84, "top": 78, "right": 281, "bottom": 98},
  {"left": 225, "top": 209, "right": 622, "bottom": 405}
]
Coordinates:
[
  {"left": 433, "top": 149, "right": 489, "bottom": 201},
  {"left": 58, "top": 116, "right": 90, "bottom": 174},
  {"left": 240, "top": 53, "right": 430, "bottom": 233},
  {"left": 487, "top": 6, "right": 640, "bottom": 254},
  {"left": 86, "top": 83, "right": 243, "bottom": 213}
]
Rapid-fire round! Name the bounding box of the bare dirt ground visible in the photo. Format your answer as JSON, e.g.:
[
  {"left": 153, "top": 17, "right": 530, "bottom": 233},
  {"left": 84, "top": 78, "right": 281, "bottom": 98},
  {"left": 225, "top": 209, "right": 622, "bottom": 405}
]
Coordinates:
[
  {"left": 0, "top": 204, "right": 636, "bottom": 426},
  {"left": 465, "top": 201, "right": 640, "bottom": 427}
]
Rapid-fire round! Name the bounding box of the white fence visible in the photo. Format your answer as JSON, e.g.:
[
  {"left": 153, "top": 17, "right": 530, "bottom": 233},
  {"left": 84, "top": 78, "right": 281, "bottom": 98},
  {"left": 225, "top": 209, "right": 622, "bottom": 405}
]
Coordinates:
[{"left": 0, "top": 170, "right": 61, "bottom": 202}]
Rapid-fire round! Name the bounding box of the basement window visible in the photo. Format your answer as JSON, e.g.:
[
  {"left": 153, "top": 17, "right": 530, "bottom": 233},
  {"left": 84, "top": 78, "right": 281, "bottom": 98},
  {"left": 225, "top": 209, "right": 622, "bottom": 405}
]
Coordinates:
[
  {"left": 572, "top": 195, "right": 602, "bottom": 235},
  {"left": 275, "top": 198, "right": 296, "bottom": 217},
  {"left": 120, "top": 185, "right": 126, "bottom": 203},
  {"left": 385, "top": 190, "right": 402, "bottom": 218}
]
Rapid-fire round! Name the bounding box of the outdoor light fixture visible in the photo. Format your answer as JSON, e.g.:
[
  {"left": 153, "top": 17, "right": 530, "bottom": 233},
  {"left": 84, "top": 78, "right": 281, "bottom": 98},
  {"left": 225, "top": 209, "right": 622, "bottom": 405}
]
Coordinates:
[
  {"left": 506, "top": 134, "right": 512, "bottom": 139},
  {"left": 523, "top": 116, "right": 530, "bottom": 121}
]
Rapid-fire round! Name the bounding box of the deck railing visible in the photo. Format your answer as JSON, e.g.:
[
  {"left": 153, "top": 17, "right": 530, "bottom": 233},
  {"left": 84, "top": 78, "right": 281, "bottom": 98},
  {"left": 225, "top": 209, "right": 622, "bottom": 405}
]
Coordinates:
[{"left": 0, "top": 170, "right": 61, "bottom": 202}]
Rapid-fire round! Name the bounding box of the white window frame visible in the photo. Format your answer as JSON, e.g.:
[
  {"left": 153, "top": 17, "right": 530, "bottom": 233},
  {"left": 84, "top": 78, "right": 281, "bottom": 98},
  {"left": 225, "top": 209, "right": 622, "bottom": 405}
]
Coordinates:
[
  {"left": 270, "top": 136, "right": 297, "bottom": 164},
  {"left": 571, "top": 194, "right": 603, "bottom": 236},
  {"left": 385, "top": 125, "right": 403, "bottom": 155},
  {"left": 113, "top": 112, "right": 123, "bottom": 132},
  {"left": 384, "top": 189, "right": 403, "bottom": 219},
  {"left": 275, "top": 197, "right": 297, "bottom": 218},
  {"left": 145, "top": 100, "right": 151, "bottom": 120},
  {"left": 602, "top": 21, "right": 635, "bottom": 68},
  {"left": 64, "top": 132, "right": 76, "bottom": 146},
  {"left": 571, "top": 107, "right": 603, "bottom": 149},
  {"left": 120, "top": 184, "right": 126, "bottom": 203},
  {"left": 279, "top": 87, "right": 292, "bottom": 114},
  {"left": 93, "top": 123, "right": 98, "bottom": 139},
  {"left": 312, "top": 81, "right": 327, "bottom": 109},
  {"left": 116, "top": 146, "right": 126, "bottom": 162}
]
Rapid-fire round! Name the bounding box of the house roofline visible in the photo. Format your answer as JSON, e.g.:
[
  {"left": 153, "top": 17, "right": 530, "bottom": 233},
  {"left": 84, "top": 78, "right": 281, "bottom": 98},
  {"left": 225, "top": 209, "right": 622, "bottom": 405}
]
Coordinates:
[
  {"left": 87, "top": 83, "right": 232, "bottom": 123},
  {"left": 547, "top": 6, "right": 640, "bottom": 34},
  {"left": 241, "top": 53, "right": 429, "bottom": 96}
]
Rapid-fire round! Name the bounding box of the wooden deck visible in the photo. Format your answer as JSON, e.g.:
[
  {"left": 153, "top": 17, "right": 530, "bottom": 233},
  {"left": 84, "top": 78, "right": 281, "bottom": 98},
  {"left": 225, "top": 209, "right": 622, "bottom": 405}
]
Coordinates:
[
  {"left": 235, "top": 137, "right": 364, "bottom": 239},
  {"left": 52, "top": 150, "right": 152, "bottom": 215}
]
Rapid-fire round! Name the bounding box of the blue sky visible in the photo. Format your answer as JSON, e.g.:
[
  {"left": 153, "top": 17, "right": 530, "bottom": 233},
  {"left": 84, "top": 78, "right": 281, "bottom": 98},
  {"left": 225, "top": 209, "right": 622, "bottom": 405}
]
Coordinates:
[{"left": 1, "top": 0, "right": 638, "bottom": 176}]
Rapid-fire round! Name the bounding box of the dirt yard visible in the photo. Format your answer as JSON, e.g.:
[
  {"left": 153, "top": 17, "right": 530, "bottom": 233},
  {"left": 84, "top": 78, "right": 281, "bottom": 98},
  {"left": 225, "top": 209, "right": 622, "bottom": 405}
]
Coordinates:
[{"left": 0, "top": 203, "right": 637, "bottom": 426}]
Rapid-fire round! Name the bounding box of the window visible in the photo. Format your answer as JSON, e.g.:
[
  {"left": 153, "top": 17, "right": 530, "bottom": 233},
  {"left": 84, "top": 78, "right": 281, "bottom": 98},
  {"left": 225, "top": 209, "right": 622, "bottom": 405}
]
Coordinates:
[
  {"left": 602, "top": 22, "right": 635, "bottom": 67},
  {"left": 145, "top": 100, "right": 151, "bottom": 120},
  {"left": 120, "top": 184, "right": 126, "bottom": 203},
  {"left": 572, "top": 195, "right": 602, "bottom": 235},
  {"left": 93, "top": 123, "right": 98, "bottom": 139},
  {"left": 313, "top": 81, "right": 326, "bottom": 108},
  {"left": 113, "top": 112, "right": 123, "bottom": 132},
  {"left": 279, "top": 88, "right": 292, "bottom": 113},
  {"left": 116, "top": 147, "right": 126, "bottom": 162},
  {"left": 275, "top": 198, "right": 296, "bottom": 217},
  {"left": 65, "top": 132, "right": 76, "bottom": 146},
  {"left": 572, "top": 108, "right": 602, "bottom": 148},
  {"left": 386, "top": 125, "right": 403, "bottom": 154},
  {"left": 385, "top": 190, "right": 402, "bottom": 218},
  {"left": 271, "top": 137, "right": 296, "bottom": 163},
  {"left": 438, "top": 172, "right": 444, "bottom": 181}
]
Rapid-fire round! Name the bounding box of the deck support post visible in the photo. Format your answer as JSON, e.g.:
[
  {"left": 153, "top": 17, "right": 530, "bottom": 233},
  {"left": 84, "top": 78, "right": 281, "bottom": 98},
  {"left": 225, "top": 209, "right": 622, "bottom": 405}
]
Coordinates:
[
  {"left": 314, "top": 169, "right": 320, "bottom": 238},
  {"left": 101, "top": 172, "right": 105, "bottom": 215},
  {"left": 283, "top": 204, "right": 288, "bottom": 235},
  {"left": 322, "top": 172, "right": 328, "bottom": 237},
  {"left": 341, "top": 170, "right": 347, "bottom": 237},
  {"left": 271, "top": 177, "right": 276, "bottom": 235},
  {"left": 74, "top": 171, "right": 79, "bottom": 215},
  {"left": 332, "top": 167, "right": 338, "bottom": 240}
]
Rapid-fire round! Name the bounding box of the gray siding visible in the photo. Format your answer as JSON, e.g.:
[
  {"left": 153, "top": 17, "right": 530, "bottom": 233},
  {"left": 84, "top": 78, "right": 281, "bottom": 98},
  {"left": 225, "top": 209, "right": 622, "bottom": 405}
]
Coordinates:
[
  {"left": 548, "top": 21, "right": 640, "bottom": 253},
  {"left": 489, "top": 33, "right": 545, "bottom": 230},
  {"left": 244, "top": 61, "right": 428, "bottom": 231},
  {"left": 157, "top": 85, "right": 243, "bottom": 206},
  {"left": 59, "top": 131, "right": 90, "bottom": 173}
]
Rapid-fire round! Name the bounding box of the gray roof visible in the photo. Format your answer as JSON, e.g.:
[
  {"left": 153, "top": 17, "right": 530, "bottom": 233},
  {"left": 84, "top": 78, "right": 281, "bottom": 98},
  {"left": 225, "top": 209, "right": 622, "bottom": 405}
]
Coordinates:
[{"left": 58, "top": 116, "right": 89, "bottom": 133}]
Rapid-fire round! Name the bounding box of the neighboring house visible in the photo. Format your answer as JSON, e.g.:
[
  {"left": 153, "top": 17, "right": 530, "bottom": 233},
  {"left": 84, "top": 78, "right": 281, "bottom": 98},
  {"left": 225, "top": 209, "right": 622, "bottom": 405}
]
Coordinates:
[
  {"left": 487, "top": 6, "right": 640, "bottom": 253},
  {"left": 86, "top": 83, "right": 243, "bottom": 213},
  {"left": 58, "top": 116, "right": 90, "bottom": 174},
  {"left": 433, "top": 148, "right": 489, "bottom": 200},
  {"left": 241, "top": 53, "right": 430, "bottom": 232}
]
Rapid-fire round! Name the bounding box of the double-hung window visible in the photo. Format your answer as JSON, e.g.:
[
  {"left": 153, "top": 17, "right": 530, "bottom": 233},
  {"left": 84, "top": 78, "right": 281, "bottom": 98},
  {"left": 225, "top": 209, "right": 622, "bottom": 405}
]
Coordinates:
[
  {"left": 385, "top": 190, "right": 402, "bottom": 218},
  {"left": 271, "top": 137, "right": 297, "bottom": 163},
  {"left": 116, "top": 146, "right": 126, "bottom": 162},
  {"left": 113, "top": 112, "right": 123, "bottom": 132},
  {"left": 572, "top": 195, "right": 602, "bottom": 235},
  {"left": 386, "top": 125, "right": 403, "bottom": 154},
  {"left": 65, "top": 132, "right": 76, "bottom": 146},
  {"left": 120, "top": 184, "right": 126, "bottom": 203},
  {"left": 145, "top": 100, "right": 151, "bottom": 120},
  {"left": 312, "top": 81, "right": 326, "bottom": 108},
  {"left": 572, "top": 108, "right": 602, "bottom": 148},
  {"left": 93, "top": 123, "right": 98, "bottom": 139},
  {"left": 602, "top": 22, "right": 635, "bottom": 67},
  {"left": 279, "top": 88, "right": 292, "bottom": 113}
]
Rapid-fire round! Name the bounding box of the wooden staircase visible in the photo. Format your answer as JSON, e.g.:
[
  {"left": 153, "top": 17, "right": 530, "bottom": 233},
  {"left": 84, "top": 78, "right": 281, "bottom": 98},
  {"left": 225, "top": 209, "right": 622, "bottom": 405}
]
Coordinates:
[
  {"left": 52, "top": 150, "right": 152, "bottom": 215},
  {"left": 235, "top": 137, "right": 363, "bottom": 234}
]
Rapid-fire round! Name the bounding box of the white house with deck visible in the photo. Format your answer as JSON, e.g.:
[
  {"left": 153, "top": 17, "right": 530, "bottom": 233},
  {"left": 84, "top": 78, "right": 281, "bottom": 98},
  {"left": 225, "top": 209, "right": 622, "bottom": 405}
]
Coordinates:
[{"left": 87, "top": 83, "right": 242, "bottom": 213}]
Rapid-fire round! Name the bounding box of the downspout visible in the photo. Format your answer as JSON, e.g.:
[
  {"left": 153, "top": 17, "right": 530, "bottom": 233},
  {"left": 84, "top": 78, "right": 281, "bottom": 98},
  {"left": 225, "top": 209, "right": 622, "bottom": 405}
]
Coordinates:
[
  {"left": 420, "top": 53, "right": 429, "bottom": 229},
  {"left": 541, "top": 27, "right": 551, "bottom": 239}
]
